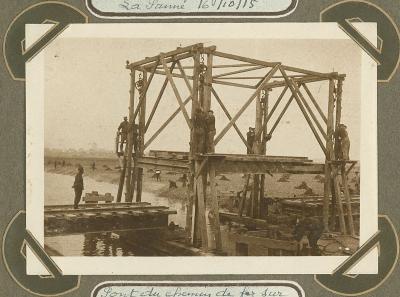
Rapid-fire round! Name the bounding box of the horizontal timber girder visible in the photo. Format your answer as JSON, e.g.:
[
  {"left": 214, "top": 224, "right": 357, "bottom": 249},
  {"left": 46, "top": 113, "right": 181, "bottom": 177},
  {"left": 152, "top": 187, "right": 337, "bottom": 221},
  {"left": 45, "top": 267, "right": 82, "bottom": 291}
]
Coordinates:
[
  {"left": 136, "top": 154, "right": 325, "bottom": 175},
  {"left": 127, "top": 43, "right": 203, "bottom": 69}
]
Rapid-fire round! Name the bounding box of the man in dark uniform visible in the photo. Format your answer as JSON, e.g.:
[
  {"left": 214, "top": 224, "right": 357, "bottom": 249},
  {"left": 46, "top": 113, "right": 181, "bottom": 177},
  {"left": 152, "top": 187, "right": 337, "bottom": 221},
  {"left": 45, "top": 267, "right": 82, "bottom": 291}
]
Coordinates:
[
  {"left": 335, "top": 123, "right": 350, "bottom": 160},
  {"left": 192, "top": 107, "right": 206, "bottom": 154},
  {"left": 118, "top": 116, "right": 129, "bottom": 152},
  {"left": 205, "top": 110, "right": 216, "bottom": 153},
  {"left": 72, "top": 165, "right": 84, "bottom": 209},
  {"left": 246, "top": 127, "right": 255, "bottom": 154}
]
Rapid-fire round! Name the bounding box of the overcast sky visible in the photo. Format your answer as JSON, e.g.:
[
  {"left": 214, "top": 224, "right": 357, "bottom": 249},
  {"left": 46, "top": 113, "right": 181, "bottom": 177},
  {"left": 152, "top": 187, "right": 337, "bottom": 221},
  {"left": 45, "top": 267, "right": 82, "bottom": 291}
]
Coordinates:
[{"left": 44, "top": 37, "right": 361, "bottom": 160}]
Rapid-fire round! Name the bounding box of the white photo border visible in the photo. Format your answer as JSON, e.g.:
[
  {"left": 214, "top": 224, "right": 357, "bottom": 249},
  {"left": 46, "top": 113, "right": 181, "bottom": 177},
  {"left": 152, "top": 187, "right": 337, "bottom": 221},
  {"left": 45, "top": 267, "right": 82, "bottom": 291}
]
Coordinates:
[{"left": 26, "top": 23, "right": 378, "bottom": 275}]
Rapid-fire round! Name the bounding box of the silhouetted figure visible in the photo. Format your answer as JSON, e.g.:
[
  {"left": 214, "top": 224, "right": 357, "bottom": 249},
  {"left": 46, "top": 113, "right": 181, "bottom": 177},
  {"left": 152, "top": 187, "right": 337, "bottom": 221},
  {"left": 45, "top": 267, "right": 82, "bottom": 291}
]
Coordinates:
[
  {"left": 118, "top": 116, "right": 129, "bottom": 152},
  {"left": 155, "top": 170, "right": 161, "bottom": 181},
  {"left": 72, "top": 165, "right": 84, "bottom": 209},
  {"left": 192, "top": 107, "right": 206, "bottom": 154},
  {"left": 335, "top": 124, "right": 350, "bottom": 160},
  {"left": 91, "top": 161, "right": 96, "bottom": 171},
  {"left": 54, "top": 160, "right": 57, "bottom": 169},
  {"left": 293, "top": 217, "right": 324, "bottom": 255},
  {"left": 246, "top": 127, "right": 255, "bottom": 154},
  {"left": 205, "top": 110, "right": 216, "bottom": 153}
]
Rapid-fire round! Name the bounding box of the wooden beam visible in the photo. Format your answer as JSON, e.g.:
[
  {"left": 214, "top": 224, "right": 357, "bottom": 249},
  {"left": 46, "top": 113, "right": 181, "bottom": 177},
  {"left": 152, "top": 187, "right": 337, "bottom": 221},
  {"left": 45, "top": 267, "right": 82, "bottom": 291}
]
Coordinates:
[
  {"left": 176, "top": 60, "right": 193, "bottom": 93},
  {"left": 213, "top": 65, "right": 265, "bottom": 79},
  {"left": 125, "top": 69, "right": 136, "bottom": 202},
  {"left": 211, "top": 88, "right": 251, "bottom": 151},
  {"left": 212, "top": 79, "right": 256, "bottom": 89},
  {"left": 269, "top": 95, "right": 295, "bottom": 135},
  {"left": 144, "top": 96, "right": 191, "bottom": 150},
  {"left": 265, "top": 76, "right": 330, "bottom": 89},
  {"left": 279, "top": 66, "right": 328, "bottom": 157},
  {"left": 194, "top": 158, "right": 208, "bottom": 180},
  {"left": 213, "top": 51, "right": 279, "bottom": 67},
  {"left": 341, "top": 165, "right": 355, "bottom": 235},
  {"left": 145, "top": 62, "right": 176, "bottom": 133},
  {"left": 214, "top": 64, "right": 280, "bottom": 145},
  {"left": 293, "top": 83, "right": 328, "bottom": 141},
  {"left": 195, "top": 160, "right": 208, "bottom": 250},
  {"left": 282, "top": 65, "right": 338, "bottom": 78},
  {"left": 301, "top": 83, "right": 328, "bottom": 124},
  {"left": 161, "top": 57, "right": 192, "bottom": 129},
  {"left": 162, "top": 63, "right": 255, "bottom": 69},
  {"left": 132, "top": 63, "right": 158, "bottom": 123},
  {"left": 324, "top": 79, "right": 335, "bottom": 231},
  {"left": 136, "top": 71, "right": 147, "bottom": 203},
  {"left": 209, "top": 162, "right": 222, "bottom": 251},
  {"left": 127, "top": 43, "right": 202, "bottom": 68}
]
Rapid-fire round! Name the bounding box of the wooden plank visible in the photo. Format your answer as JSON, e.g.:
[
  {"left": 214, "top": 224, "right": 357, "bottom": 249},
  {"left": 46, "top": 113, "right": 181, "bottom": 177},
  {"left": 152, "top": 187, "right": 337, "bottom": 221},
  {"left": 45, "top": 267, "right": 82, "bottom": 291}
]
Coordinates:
[
  {"left": 211, "top": 88, "right": 251, "bottom": 151},
  {"left": 161, "top": 57, "right": 192, "bottom": 129},
  {"left": 214, "top": 65, "right": 280, "bottom": 145}
]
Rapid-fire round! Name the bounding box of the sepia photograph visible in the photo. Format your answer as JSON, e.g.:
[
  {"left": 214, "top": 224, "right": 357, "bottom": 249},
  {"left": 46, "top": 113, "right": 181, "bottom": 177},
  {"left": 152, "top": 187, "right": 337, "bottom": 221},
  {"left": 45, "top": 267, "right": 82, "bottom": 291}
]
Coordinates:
[{"left": 26, "top": 23, "right": 377, "bottom": 275}]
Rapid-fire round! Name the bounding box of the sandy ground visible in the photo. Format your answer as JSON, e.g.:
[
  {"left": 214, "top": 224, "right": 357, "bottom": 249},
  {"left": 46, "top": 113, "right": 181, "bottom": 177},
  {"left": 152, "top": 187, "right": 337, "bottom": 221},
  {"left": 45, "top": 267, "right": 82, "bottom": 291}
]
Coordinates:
[{"left": 45, "top": 155, "right": 360, "bottom": 206}]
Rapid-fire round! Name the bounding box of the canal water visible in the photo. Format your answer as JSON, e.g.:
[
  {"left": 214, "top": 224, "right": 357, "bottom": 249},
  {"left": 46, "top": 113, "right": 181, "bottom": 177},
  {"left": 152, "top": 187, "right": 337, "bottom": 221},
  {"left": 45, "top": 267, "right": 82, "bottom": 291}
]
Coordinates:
[{"left": 44, "top": 172, "right": 219, "bottom": 256}]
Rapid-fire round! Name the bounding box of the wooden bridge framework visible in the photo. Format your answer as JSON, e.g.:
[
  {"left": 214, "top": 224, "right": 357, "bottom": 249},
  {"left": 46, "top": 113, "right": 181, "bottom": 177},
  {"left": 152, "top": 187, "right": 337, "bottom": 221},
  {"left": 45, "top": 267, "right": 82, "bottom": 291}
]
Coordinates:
[{"left": 118, "top": 43, "right": 356, "bottom": 251}]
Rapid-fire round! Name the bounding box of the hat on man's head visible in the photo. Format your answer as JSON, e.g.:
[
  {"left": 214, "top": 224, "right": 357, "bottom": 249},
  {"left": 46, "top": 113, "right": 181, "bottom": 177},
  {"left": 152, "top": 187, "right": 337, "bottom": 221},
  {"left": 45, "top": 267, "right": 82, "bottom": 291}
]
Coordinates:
[{"left": 124, "top": 116, "right": 128, "bottom": 120}]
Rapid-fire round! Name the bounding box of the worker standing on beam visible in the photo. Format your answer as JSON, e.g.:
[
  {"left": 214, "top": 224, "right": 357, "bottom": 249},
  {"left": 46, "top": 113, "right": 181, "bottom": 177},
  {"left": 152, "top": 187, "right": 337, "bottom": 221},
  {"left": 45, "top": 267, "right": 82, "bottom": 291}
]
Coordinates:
[
  {"left": 335, "top": 123, "right": 350, "bottom": 160},
  {"left": 246, "top": 127, "right": 255, "bottom": 154},
  {"left": 205, "top": 110, "right": 216, "bottom": 153},
  {"left": 192, "top": 107, "right": 206, "bottom": 154},
  {"left": 117, "top": 116, "right": 129, "bottom": 153}
]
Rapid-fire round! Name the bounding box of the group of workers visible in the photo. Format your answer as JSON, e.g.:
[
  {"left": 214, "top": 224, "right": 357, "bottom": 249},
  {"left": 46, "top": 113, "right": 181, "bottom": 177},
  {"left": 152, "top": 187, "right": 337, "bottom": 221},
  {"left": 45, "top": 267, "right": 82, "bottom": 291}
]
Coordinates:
[
  {"left": 192, "top": 107, "right": 216, "bottom": 154},
  {"left": 117, "top": 116, "right": 139, "bottom": 154}
]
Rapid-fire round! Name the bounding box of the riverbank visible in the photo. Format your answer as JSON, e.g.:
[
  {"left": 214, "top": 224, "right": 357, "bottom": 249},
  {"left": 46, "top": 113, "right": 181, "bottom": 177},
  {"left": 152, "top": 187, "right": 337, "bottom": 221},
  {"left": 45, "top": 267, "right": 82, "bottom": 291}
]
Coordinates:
[{"left": 45, "top": 155, "right": 360, "bottom": 210}]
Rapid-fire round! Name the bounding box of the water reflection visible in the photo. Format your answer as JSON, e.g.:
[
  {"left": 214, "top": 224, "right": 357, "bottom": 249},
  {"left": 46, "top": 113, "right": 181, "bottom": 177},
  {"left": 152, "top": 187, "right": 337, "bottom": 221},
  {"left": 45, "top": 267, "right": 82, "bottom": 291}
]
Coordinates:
[{"left": 82, "top": 232, "right": 136, "bottom": 256}]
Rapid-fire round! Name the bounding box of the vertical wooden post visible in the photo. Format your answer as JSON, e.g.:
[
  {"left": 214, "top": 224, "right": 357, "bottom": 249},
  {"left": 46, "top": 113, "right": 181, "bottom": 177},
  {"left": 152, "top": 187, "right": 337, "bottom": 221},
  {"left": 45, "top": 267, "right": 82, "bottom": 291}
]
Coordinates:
[
  {"left": 136, "top": 71, "right": 147, "bottom": 203},
  {"left": 323, "top": 79, "right": 335, "bottom": 231},
  {"left": 328, "top": 78, "right": 346, "bottom": 234},
  {"left": 125, "top": 70, "right": 136, "bottom": 202},
  {"left": 252, "top": 91, "right": 263, "bottom": 218},
  {"left": 209, "top": 161, "right": 222, "bottom": 251},
  {"left": 335, "top": 78, "right": 354, "bottom": 235},
  {"left": 259, "top": 88, "right": 269, "bottom": 219},
  {"left": 116, "top": 157, "right": 127, "bottom": 203},
  {"left": 195, "top": 160, "right": 208, "bottom": 251},
  {"left": 190, "top": 49, "right": 201, "bottom": 246}
]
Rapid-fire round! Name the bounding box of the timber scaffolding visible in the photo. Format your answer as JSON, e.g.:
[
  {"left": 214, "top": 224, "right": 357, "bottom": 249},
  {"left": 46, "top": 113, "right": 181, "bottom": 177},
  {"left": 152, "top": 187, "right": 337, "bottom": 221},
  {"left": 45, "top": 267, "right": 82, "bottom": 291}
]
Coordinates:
[{"left": 118, "top": 43, "right": 358, "bottom": 252}]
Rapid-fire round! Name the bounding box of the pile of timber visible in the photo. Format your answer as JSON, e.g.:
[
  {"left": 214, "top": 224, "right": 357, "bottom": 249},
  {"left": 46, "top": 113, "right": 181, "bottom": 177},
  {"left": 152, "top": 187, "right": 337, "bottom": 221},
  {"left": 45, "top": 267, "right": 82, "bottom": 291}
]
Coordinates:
[
  {"left": 279, "top": 196, "right": 360, "bottom": 218},
  {"left": 44, "top": 202, "right": 177, "bottom": 236}
]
